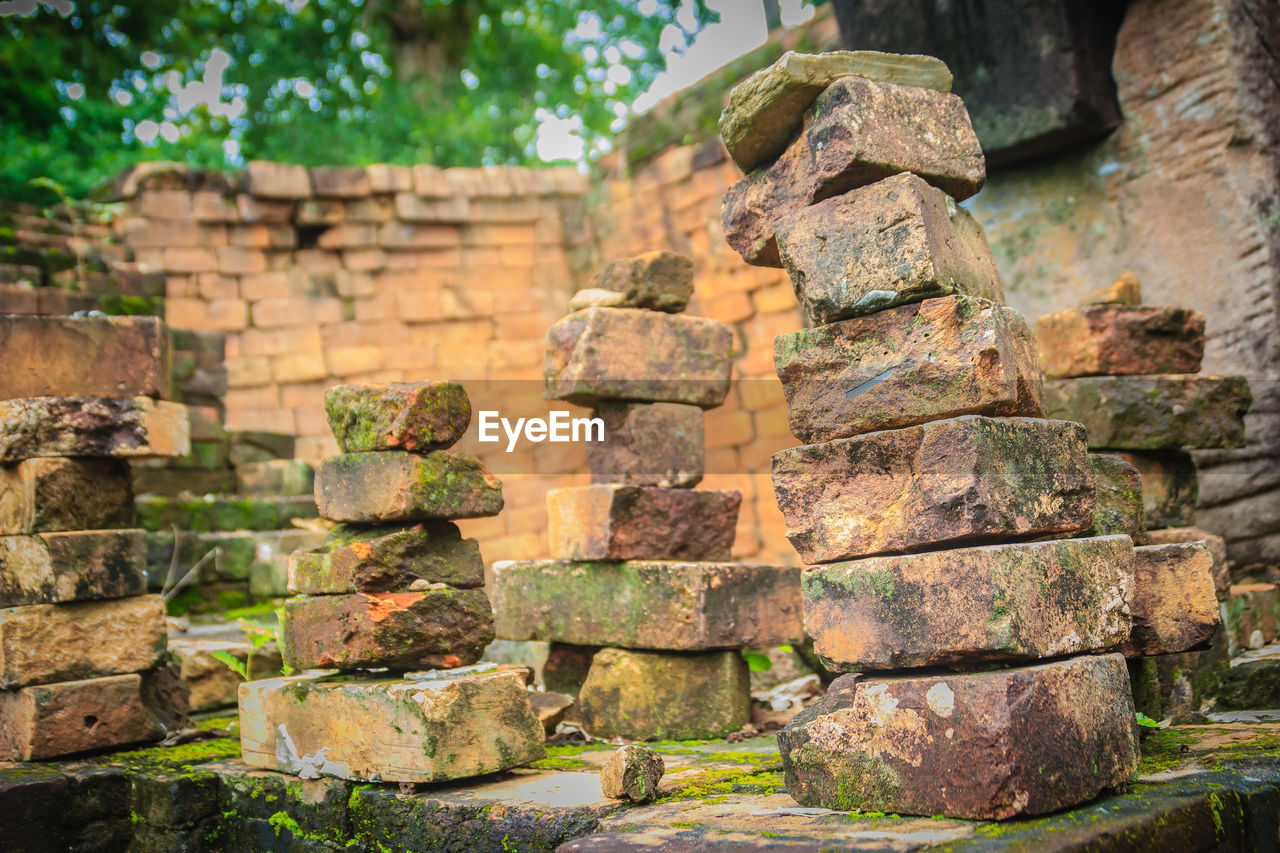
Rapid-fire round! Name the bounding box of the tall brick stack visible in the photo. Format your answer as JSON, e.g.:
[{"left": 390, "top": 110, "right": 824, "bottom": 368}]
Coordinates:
[
  {"left": 0, "top": 315, "right": 191, "bottom": 760},
  {"left": 718, "top": 51, "right": 1143, "bottom": 820},
  {"left": 493, "top": 251, "right": 803, "bottom": 740},
  {"left": 238, "top": 380, "right": 545, "bottom": 783},
  {"left": 1038, "top": 274, "right": 1252, "bottom": 712}
]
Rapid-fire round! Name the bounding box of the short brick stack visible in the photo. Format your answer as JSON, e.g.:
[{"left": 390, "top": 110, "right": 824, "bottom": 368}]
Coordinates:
[
  {"left": 0, "top": 315, "right": 190, "bottom": 759},
  {"left": 719, "top": 51, "right": 1142, "bottom": 819},
  {"left": 1038, "top": 273, "right": 1252, "bottom": 711},
  {"left": 238, "top": 380, "right": 545, "bottom": 783},
  {"left": 493, "top": 251, "right": 803, "bottom": 741}
]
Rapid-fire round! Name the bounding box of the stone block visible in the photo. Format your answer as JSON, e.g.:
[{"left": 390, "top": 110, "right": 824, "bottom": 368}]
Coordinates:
[
  {"left": 0, "top": 673, "right": 161, "bottom": 760},
  {"left": 1147, "top": 526, "right": 1229, "bottom": 601},
  {"left": 310, "top": 166, "right": 370, "bottom": 197},
  {"left": 771, "top": 416, "right": 1095, "bottom": 563},
  {"left": 0, "top": 595, "right": 166, "bottom": 688},
  {"left": 719, "top": 49, "right": 954, "bottom": 173},
  {"left": 168, "top": 638, "right": 283, "bottom": 712},
  {"left": 239, "top": 665, "right": 545, "bottom": 783},
  {"left": 777, "top": 654, "right": 1139, "bottom": 819},
  {"left": 600, "top": 744, "right": 665, "bottom": 803},
  {"left": 246, "top": 161, "right": 310, "bottom": 199},
  {"left": 1043, "top": 375, "right": 1251, "bottom": 450},
  {"left": 280, "top": 589, "right": 494, "bottom": 671},
  {"left": 723, "top": 76, "right": 985, "bottom": 267},
  {"left": 0, "top": 315, "right": 172, "bottom": 400},
  {"left": 1084, "top": 453, "right": 1147, "bottom": 542},
  {"left": 1123, "top": 542, "right": 1220, "bottom": 656},
  {"left": 546, "top": 485, "right": 740, "bottom": 561},
  {"left": 586, "top": 402, "right": 704, "bottom": 487},
  {"left": 775, "top": 295, "right": 1039, "bottom": 441},
  {"left": 234, "top": 459, "right": 315, "bottom": 496},
  {"left": 228, "top": 430, "right": 295, "bottom": 465},
  {"left": 543, "top": 642, "right": 597, "bottom": 698},
  {"left": 804, "top": 535, "right": 1134, "bottom": 671},
  {"left": 0, "top": 397, "right": 189, "bottom": 462},
  {"left": 1114, "top": 450, "right": 1199, "bottom": 529},
  {"left": 288, "top": 520, "right": 484, "bottom": 593},
  {"left": 1037, "top": 305, "right": 1205, "bottom": 378},
  {"left": 583, "top": 250, "right": 694, "bottom": 313},
  {"left": 324, "top": 381, "right": 471, "bottom": 453},
  {"left": 493, "top": 559, "right": 802, "bottom": 651},
  {"left": 1225, "top": 583, "right": 1280, "bottom": 653},
  {"left": 134, "top": 494, "right": 319, "bottom": 533},
  {"left": 315, "top": 451, "right": 503, "bottom": 522},
  {"left": 0, "top": 457, "right": 133, "bottom": 534},
  {"left": 0, "top": 529, "right": 146, "bottom": 607},
  {"left": 544, "top": 307, "right": 732, "bottom": 408},
  {"left": 578, "top": 648, "right": 750, "bottom": 741},
  {"left": 774, "top": 174, "right": 1004, "bottom": 325}
]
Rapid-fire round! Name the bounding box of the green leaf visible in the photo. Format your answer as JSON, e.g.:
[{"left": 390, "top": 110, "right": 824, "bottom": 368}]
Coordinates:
[
  {"left": 741, "top": 651, "right": 772, "bottom": 673},
  {"left": 209, "top": 650, "right": 248, "bottom": 680},
  {"left": 1135, "top": 712, "right": 1160, "bottom": 728}
]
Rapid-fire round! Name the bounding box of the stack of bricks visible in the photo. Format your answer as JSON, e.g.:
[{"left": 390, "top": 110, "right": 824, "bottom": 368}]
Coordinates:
[
  {"left": 238, "top": 380, "right": 545, "bottom": 783},
  {"left": 718, "top": 50, "right": 1143, "bottom": 819},
  {"left": 493, "top": 251, "right": 803, "bottom": 740},
  {"left": 0, "top": 315, "right": 190, "bottom": 759},
  {"left": 1038, "top": 274, "right": 1253, "bottom": 712}
]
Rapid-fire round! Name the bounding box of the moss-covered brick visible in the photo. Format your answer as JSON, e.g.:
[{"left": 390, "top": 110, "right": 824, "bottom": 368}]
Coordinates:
[
  {"left": 0, "top": 457, "right": 133, "bottom": 534},
  {"left": 289, "top": 520, "right": 484, "bottom": 593},
  {"left": 546, "top": 484, "right": 740, "bottom": 561},
  {"left": 1085, "top": 452, "right": 1148, "bottom": 542},
  {"left": 324, "top": 381, "right": 471, "bottom": 453},
  {"left": 0, "top": 529, "right": 146, "bottom": 607},
  {"left": 315, "top": 450, "right": 502, "bottom": 523},
  {"left": 0, "top": 315, "right": 171, "bottom": 400},
  {"left": 1037, "top": 305, "right": 1205, "bottom": 378},
  {"left": 0, "top": 396, "right": 189, "bottom": 462}
]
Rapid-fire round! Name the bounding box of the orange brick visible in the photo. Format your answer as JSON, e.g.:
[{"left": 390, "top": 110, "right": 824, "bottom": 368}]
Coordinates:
[
  {"left": 225, "top": 386, "right": 281, "bottom": 410},
  {"left": 343, "top": 249, "right": 385, "bottom": 271},
  {"left": 236, "top": 195, "right": 294, "bottom": 223},
  {"left": 227, "top": 407, "right": 297, "bottom": 435},
  {"left": 335, "top": 270, "right": 376, "bottom": 297},
  {"left": 165, "top": 275, "right": 197, "bottom": 299},
  {"left": 123, "top": 218, "right": 205, "bottom": 248},
  {"left": 754, "top": 282, "right": 800, "bottom": 316},
  {"left": 280, "top": 382, "right": 327, "bottom": 409},
  {"left": 440, "top": 287, "right": 494, "bottom": 320},
  {"left": 395, "top": 289, "right": 441, "bottom": 322},
  {"left": 320, "top": 321, "right": 406, "bottom": 348},
  {"left": 326, "top": 346, "right": 384, "bottom": 377},
  {"left": 384, "top": 249, "right": 460, "bottom": 269},
  {"left": 294, "top": 403, "right": 331, "bottom": 435},
  {"left": 378, "top": 223, "right": 460, "bottom": 250},
  {"left": 165, "top": 297, "right": 247, "bottom": 330},
  {"left": 293, "top": 249, "right": 343, "bottom": 273},
  {"left": 240, "top": 271, "right": 291, "bottom": 301},
  {"left": 226, "top": 355, "right": 273, "bottom": 388},
  {"left": 317, "top": 223, "right": 377, "bottom": 250},
  {"left": 354, "top": 293, "right": 397, "bottom": 322},
  {"left": 240, "top": 326, "right": 324, "bottom": 356},
  {"left": 498, "top": 246, "right": 535, "bottom": 266},
  {"left": 495, "top": 311, "right": 551, "bottom": 340},
  {"left": 704, "top": 410, "right": 755, "bottom": 451},
  {"left": 139, "top": 190, "right": 193, "bottom": 219},
  {"left": 272, "top": 351, "right": 328, "bottom": 383},
  {"left": 295, "top": 434, "right": 340, "bottom": 463},
  {"left": 192, "top": 191, "right": 239, "bottom": 222},
  {"left": 196, "top": 273, "right": 239, "bottom": 300},
  {"left": 216, "top": 246, "right": 267, "bottom": 275},
  {"left": 707, "top": 290, "right": 753, "bottom": 324},
  {"left": 366, "top": 164, "right": 413, "bottom": 194},
  {"left": 395, "top": 193, "right": 471, "bottom": 223},
  {"left": 163, "top": 248, "right": 217, "bottom": 273},
  {"left": 251, "top": 296, "right": 344, "bottom": 328}
]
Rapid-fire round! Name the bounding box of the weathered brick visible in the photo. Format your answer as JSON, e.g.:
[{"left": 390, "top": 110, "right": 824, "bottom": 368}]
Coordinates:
[
  {"left": 280, "top": 588, "right": 494, "bottom": 670},
  {"left": 771, "top": 416, "right": 1095, "bottom": 563},
  {"left": 0, "top": 397, "right": 189, "bottom": 462},
  {"left": 1036, "top": 305, "right": 1205, "bottom": 378},
  {"left": 493, "top": 559, "right": 802, "bottom": 650},
  {"left": 1084, "top": 453, "right": 1148, "bottom": 542},
  {"left": 0, "top": 673, "right": 161, "bottom": 760},
  {"left": 0, "top": 530, "right": 145, "bottom": 607},
  {"left": 315, "top": 451, "right": 503, "bottom": 522},
  {"left": 0, "top": 316, "right": 171, "bottom": 400},
  {"left": 1123, "top": 542, "right": 1220, "bottom": 656},
  {"left": 0, "top": 458, "right": 133, "bottom": 534},
  {"left": 587, "top": 401, "right": 704, "bottom": 487},
  {"left": 247, "top": 161, "right": 311, "bottom": 199},
  {"left": 1115, "top": 450, "right": 1199, "bottom": 529},
  {"left": 581, "top": 250, "right": 694, "bottom": 313},
  {"left": 310, "top": 166, "right": 371, "bottom": 198},
  {"left": 289, "top": 521, "right": 484, "bottom": 593},
  {"left": 324, "top": 381, "right": 470, "bottom": 453},
  {"left": 547, "top": 485, "right": 740, "bottom": 561},
  {"left": 1147, "top": 526, "right": 1230, "bottom": 601}
]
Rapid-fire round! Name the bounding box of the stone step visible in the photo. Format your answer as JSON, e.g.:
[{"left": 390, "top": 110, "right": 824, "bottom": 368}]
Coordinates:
[
  {"left": 134, "top": 494, "right": 319, "bottom": 533},
  {"left": 1124, "top": 542, "right": 1221, "bottom": 656},
  {"left": 1036, "top": 305, "right": 1205, "bottom": 378},
  {"left": 1043, "top": 375, "right": 1251, "bottom": 450},
  {"left": 0, "top": 396, "right": 189, "bottom": 462},
  {"left": 279, "top": 589, "right": 494, "bottom": 671},
  {"left": 577, "top": 250, "right": 693, "bottom": 313},
  {"left": 0, "top": 595, "right": 166, "bottom": 688},
  {"left": 544, "top": 307, "right": 732, "bottom": 408},
  {"left": 324, "top": 381, "right": 470, "bottom": 453},
  {"left": 288, "top": 521, "right": 484, "bottom": 593},
  {"left": 777, "top": 653, "right": 1139, "bottom": 819},
  {"left": 546, "top": 484, "right": 740, "bottom": 562},
  {"left": 1114, "top": 450, "right": 1199, "bottom": 529},
  {"left": 723, "top": 75, "right": 984, "bottom": 267},
  {"left": 0, "top": 457, "right": 133, "bottom": 534},
  {"left": 1084, "top": 453, "right": 1147, "bottom": 541},
  {"left": 803, "top": 535, "right": 1134, "bottom": 672},
  {"left": 775, "top": 295, "right": 1040, "bottom": 441},
  {"left": 578, "top": 648, "right": 750, "bottom": 741},
  {"left": 774, "top": 174, "right": 1004, "bottom": 326},
  {"left": 315, "top": 450, "right": 503, "bottom": 522},
  {"left": 586, "top": 401, "right": 704, "bottom": 488},
  {"left": 771, "top": 415, "right": 1095, "bottom": 563},
  {"left": 0, "top": 529, "right": 146, "bottom": 607},
  {"left": 493, "top": 560, "right": 802, "bottom": 651},
  {"left": 0, "top": 315, "right": 171, "bottom": 401},
  {"left": 238, "top": 665, "right": 545, "bottom": 783},
  {"left": 0, "top": 672, "right": 164, "bottom": 760}
]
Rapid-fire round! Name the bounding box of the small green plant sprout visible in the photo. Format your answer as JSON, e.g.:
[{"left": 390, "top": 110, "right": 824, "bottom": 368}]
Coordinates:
[
  {"left": 741, "top": 650, "right": 772, "bottom": 673},
  {"left": 1135, "top": 712, "right": 1161, "bottom": 728},
  {"left": 211, "top": 618, "right": 279, "bottom": 682}
]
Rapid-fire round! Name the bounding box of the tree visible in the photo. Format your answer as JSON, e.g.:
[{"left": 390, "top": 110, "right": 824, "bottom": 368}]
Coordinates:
[{"left": 0, "top": 0, "right": 719, "bottom": 200}]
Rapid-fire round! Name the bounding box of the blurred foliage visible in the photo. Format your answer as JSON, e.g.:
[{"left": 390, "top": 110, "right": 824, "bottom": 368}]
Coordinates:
[{"left": 0, "top": 0, "right": 719, "bottom": 201}]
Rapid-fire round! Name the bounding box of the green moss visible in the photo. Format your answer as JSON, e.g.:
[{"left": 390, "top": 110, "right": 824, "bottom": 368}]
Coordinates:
[
  {"left": 656, "top": 766, "right": 785, "bottom": 803},
  {"left": 104, "top": 735, "right": 241, "bottom": 770},
  {"left": 269, "top": 810, "right": 302, "bottom": 838}
]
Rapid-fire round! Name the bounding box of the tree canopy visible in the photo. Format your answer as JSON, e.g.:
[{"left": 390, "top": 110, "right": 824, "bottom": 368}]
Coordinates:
[{"left": 0, "top": 0, "right": 719, "bottom": 200}]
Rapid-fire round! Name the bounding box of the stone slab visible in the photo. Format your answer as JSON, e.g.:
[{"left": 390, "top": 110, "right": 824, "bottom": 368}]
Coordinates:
[
  {"left": 546, "top": 485, "right": 740, "bottom": 562},
  {"left": 587, "top": 402, "right": 704, "bottom": 487},
  {"left": 1043, "top": 375, "right": 1251, "bottom": 450},
  {"left": 0, "top": 315, "right": 172, "bottom": 401},
  {"left": 0, "top": 595, "right": 166, "bottom": 688},
  {"left": 168, "top": 638, "right": 283, "bottom": 712},
  {"left": 774, "top": 174, "right": 1004, "bottom": 326},
  {"left": 324, "top": 381, "right": 471, "bottom": 453},
  {"left": 771, "top": 415, "right": 1095, "bottom": 563},
  {"left": 804, "top": 535, "right": 1134, "bottom": 671},
  {"left": 1036, "top": 305, "right": 1205, "bottom": 377},
  {"left": 1147, "top": 526, "right": 1229, "bottom": 601},
  {"left": 719, "top": 50, "right": 953, "bottom": 173},
  {"left": 315, "top": 450, "right": 503, "bottom": 522},
  {"left": 280, "top": 589, "right": 494, "bottom": 671},
  {"left": 777, "top": 653, "right": 1139, "bottom": 819},
  {"left": 238, "top": 665, "right": 545, "bottom": 783},
  {"left": 0, "top": 457, "right": 133, "bottom": 534},
  {"left": 775, "top": 295, "right": 1039, "bottom": 441},
  {"left": 723, "top": 76, "right": 985, "bottom": 267},
  {"left": 0, "top": 673, "right": 161, "bottom": 760},
  {"left": 493, "top": 560, "right": 803, "bottom": 651},
  {"left": 544, "top": 308, "right": 733, "bottom": 408},
  {"left": 585, "top": 250, "right": 693, "bottom": 313},
  {"left": 1085, "top": 453, "right": 1147, "bottom": 542},
  {"left": 288, "top": 520, "right": 484, "bottom": 594},
  {"left": 0, "top": 397, "right": 190, "bottom": 462},
  {"left": 1115, "top": 450, "right": 1199, "bottom": 529},
  {"left": 578, "top": 648, "right": 749, "bottom": 741},
  {"left": 1124, "top": 542, "right": 1221, "bottom": 657},
  {"left": 0, "top": 529, "right": 146, "bottom": 607}
]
